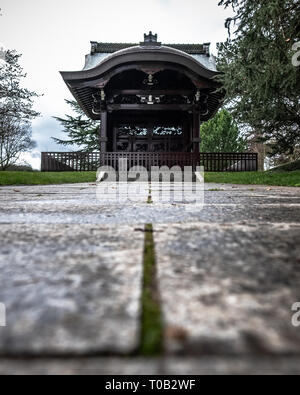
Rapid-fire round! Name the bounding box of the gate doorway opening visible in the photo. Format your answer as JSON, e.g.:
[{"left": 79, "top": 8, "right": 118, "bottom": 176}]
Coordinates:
[
  {"left": 114, "top": 123, "right": 189, "bottom": 153},
  {"left": 111, "top": 111, "right": 192, "bottom": 154}
]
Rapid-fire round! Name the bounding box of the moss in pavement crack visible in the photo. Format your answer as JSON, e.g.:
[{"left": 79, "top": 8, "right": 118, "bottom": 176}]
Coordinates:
[{"left": 139, "top": 223, "right": 164, "bottom": 356}]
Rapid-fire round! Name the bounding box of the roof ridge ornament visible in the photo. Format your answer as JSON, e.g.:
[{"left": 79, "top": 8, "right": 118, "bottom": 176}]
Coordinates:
[{"left": 140, "top": 31, "right": 161, "bottom": 47}]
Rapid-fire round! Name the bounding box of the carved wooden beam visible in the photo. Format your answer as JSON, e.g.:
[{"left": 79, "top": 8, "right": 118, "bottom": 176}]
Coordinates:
[{"left": 107, "top": 104, "right": 194, "bottom": 111}]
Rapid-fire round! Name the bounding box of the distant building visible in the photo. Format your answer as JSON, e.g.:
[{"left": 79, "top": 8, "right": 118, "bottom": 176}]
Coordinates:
[
  {"left": 60, "top": 33, "right": 222, "bottom": 164},
  {"left": 42, "top": 33, "right": 257, "bottom": 172}
]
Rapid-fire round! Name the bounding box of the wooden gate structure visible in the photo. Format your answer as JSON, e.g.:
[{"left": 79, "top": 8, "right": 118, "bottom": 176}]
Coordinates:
[{"left": 42, "top": 32, "right": 258, "bottom": 172}]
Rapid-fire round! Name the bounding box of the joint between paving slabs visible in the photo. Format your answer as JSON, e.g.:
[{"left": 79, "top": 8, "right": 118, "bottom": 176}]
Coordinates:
[
  {"left": 147, "top": 183, "right": 153, "bottom": 204},
  {"left": 139, "top": 222, "right": 164, "bottom": 356}
]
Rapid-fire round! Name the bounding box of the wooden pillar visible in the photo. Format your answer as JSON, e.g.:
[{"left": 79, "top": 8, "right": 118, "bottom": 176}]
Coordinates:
[
  {"left": 183, "top": 119, "right": 190, "bottom": 152},
  {"left": 192, "top": 110, "right": 200, "bottom": 153},
  {"left": 100, "top": 111, "right": 107, "bottom": 166}
]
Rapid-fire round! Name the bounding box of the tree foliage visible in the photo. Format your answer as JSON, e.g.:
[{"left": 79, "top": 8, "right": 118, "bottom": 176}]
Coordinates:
[
  {"left": 217, "top": 0, "right": 300, "bottom": 157},
  {"left": 200, "top": 109, "right": 247, "bottom": 152},
  {"left": 0, "top": 50, "right": 39, "bottom": 169},
  {"left": 0, "top": 51, "right": 40, "bottom": 121},
  {"left": 53, "top": 100, "right": 99, "bottom": 152},
  {"left": 0, "top": 118, "right": 36, "bottom": 170}
]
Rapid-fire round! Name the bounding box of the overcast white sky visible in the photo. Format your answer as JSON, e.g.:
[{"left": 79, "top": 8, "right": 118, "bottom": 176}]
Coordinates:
[{"left": 0, "top": 0, "right": 232, "bottom": 168}]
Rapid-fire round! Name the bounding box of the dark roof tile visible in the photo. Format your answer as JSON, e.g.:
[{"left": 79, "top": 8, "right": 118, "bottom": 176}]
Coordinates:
[{"left": 90, "top": 42, "right": 210, "bottom": 56}]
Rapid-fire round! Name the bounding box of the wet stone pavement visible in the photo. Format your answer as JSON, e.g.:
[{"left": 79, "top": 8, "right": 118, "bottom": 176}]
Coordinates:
[{"left": 0, "top": 182, "right": 300, "bottom": 374}]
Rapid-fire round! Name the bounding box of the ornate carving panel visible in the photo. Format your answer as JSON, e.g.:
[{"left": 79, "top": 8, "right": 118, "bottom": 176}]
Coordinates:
[{"left": 114, "top": 125, "right": 185, "bottom": 153}]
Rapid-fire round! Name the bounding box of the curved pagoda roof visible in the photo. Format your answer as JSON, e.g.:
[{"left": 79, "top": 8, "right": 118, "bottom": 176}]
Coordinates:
[{"left": 60, "top": 32, "right": 223, "bottom": 120}]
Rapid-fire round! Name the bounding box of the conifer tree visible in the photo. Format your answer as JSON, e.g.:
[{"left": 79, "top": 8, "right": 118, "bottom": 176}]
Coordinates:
[
  {"left": 217, "top": 0, "right": 300, "bottom": 158},
  {"left": 53, "top": 100, "right": 99, "bottom": 151},
  {"left": 200, "top": 109, "right": 247, "bottom": 152}
]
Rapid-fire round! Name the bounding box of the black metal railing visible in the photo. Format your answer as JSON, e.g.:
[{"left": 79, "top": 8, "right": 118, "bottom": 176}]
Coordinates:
[{"left": 41, "top": 152, "right": 258, "bottom": 172}]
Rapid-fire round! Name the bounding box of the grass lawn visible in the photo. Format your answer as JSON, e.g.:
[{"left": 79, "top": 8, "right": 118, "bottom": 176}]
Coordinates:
[
  {"left": 0, "top": 171, "right": 97, "bottom": 186},
  {"left": 270, "top": 159, "right": 300, "bottom": 173},
  {"left": 205, "top": 171, "right": 300, "bottom": 187},
  {"left": 0, "top": 170, "right": 299, "bottom": 187}
]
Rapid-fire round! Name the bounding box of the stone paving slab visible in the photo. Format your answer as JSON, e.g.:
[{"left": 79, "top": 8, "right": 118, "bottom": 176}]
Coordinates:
[
  {"left": 1, "top": 356, "right": 300, "bottom": 375},
  {"left": 164, "top": 356, "right": 300, "bottom": 375},
  {"left": 0, "top": 224, "right": 144, "bottom": 356},
  {"left": 0, "top": 358, "right": 160, "bottom": 375},
  {"left": 0, "top": 183, "right": 300, "bottom": 225},
  {"left": 154, "top": 222, "right": 300, "bottom": 355},
  {"left": 1, "top": 204, "right": 300, "bottom": 225},
  {"left": 1, "top": 182, "right": 300, "bottom": 374}
]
